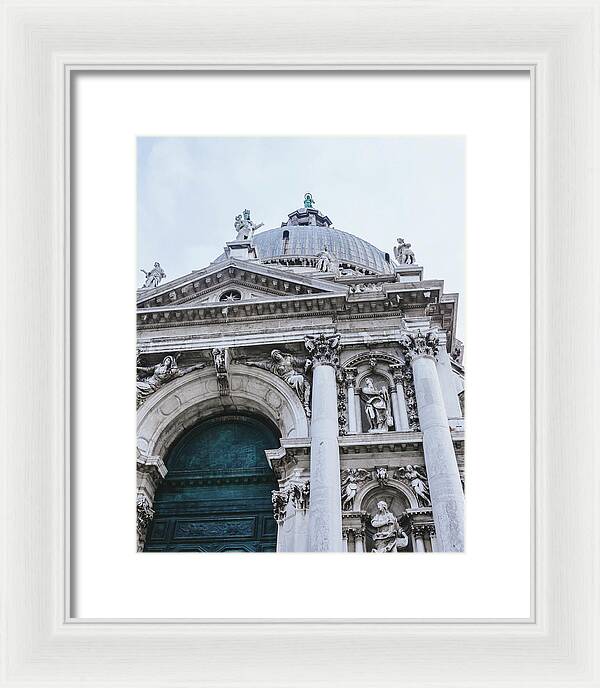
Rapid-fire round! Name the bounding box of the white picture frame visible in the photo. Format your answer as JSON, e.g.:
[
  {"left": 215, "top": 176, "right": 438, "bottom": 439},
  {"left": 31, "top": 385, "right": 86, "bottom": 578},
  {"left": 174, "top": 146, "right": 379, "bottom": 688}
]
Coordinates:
[{"left": 2, "top": 1, "right": 598, "bottom": 685}]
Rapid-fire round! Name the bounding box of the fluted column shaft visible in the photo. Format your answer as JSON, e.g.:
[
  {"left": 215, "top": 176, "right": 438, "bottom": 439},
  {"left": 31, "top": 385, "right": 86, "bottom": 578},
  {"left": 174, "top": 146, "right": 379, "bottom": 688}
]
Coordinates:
[
  {"left": 305, "top": 334, "right": 343, "bottom": 552},
  {"left": 400, "top": 330, "right": 465, "bottom": 552}
]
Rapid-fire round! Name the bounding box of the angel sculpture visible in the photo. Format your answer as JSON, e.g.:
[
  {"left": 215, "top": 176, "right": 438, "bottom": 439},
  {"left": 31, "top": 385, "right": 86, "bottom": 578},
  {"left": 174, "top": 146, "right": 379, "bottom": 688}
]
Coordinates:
[
  {"left": 136, "top": 355, "right": 206, "bottom": 408},
  {"left": 400, "top": 464, "right": 431, "bottom": 507},
  {"left": 340, "top": 467, "right": 371, "bottom": 511},
  {"left": 236, "top": 349, "right": 312, "bottom": 417}
]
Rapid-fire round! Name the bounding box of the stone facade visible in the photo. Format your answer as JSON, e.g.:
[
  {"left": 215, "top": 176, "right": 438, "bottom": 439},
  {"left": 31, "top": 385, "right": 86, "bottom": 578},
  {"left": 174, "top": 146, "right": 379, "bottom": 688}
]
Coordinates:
[{"left": 136, "top": 204, "right": 465, "bottom": 552}]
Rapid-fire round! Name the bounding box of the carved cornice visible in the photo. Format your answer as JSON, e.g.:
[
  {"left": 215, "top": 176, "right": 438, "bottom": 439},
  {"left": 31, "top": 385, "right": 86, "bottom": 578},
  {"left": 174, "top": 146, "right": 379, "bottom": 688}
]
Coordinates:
[
  {"left": 304, "top": 333, "right": 341, "bottom": 368},
  {"left": 399, "top": 329, "right": 440, "bottom": 362}
]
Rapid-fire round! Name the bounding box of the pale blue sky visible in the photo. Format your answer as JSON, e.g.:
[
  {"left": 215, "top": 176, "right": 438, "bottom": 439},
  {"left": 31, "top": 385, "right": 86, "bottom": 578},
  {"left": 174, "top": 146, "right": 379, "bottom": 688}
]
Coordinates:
[{"left": 137, "top": 137, "right": 464, "bottom": 336}]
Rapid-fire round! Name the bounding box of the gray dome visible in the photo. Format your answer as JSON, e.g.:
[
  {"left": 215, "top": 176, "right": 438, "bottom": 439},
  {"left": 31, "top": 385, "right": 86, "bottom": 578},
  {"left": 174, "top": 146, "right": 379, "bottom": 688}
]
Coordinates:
[{"left": 252, "top": 225, "right": 393, "bottom": 274}]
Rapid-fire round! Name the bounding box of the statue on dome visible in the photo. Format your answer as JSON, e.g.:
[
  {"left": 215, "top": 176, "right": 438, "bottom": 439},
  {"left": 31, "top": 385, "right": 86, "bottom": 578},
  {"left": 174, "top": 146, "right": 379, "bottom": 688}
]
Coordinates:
[
  {"left": 359, "top": 377, "right": 394, "bottom": 432},
  {"left": 140, "top": 262, "right": 166, "bottom": 289},
  {"left": 394, "top": 237, "right": 416, "bottom": 265},
  {"left": 370, "top": 501, "right": 409, "bottom": 553},
  {"left": 234, "top": 209, "right": 263, "bottom": 241},
  {"left": 316, "top": 245, "right": 335, "bottom": 272},
  {"left": 303, "top": 192, "right": 315, "bottom": 208}
]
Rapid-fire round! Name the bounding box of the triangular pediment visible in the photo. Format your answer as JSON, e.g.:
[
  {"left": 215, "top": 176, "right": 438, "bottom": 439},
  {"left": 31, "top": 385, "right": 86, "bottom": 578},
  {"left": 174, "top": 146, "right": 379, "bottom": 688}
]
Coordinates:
[{"left": 137, "top": 258, "right": 346, "bottom": 309}]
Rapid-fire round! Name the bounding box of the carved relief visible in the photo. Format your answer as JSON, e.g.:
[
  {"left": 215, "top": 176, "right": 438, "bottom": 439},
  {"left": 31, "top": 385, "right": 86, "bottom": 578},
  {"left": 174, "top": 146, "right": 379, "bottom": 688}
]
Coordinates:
[
  {"left": 235, "top": 350, "right": 312, "bottom": 417},
  {"left": 399, "top": 329, "right": 440, "bottom": 362},
  {"left": 211, "top": 347, "right": 229, "bottom": 395},
  {"left": 397, "top": 464, "right": 431, "bottom": 507},
  {"left": 271, "top": 480, "right": 310, "bottom": 523},
  {"left": 340, "top": 467, "right": 370, "bottom": 511},
  {"left": 375, "top": 466, "right": 389, "bottom": 486},
  {"left": 399, "top": 364, "right": 420, "bottom": 431},
  {"left": 304, "top": 333, "right": 341, "bottom": 368},
  {"left": 136, "top": 355, "right": 206, "bottom": 408},
  {"left": 136, "top": 493, "right": 154, "bottom": 552}
]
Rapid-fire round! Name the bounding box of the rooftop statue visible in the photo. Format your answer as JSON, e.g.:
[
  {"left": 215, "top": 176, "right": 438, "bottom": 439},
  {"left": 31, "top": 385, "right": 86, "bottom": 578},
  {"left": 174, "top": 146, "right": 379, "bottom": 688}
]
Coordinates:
[
  {"left": 315, "top": 245, "right": 335, "bottom": 272},
  {"left": 303, "top": 192, "right": 315, "bottom": 208},
  {"left": 140, "top": 262, "right": 166, "bottom": 289},
  {"left": 234, "top": 208, "right": 264, "bottom": 241},
  {"left": 394, "top": 237, "right": 416, "bottom": 265}
]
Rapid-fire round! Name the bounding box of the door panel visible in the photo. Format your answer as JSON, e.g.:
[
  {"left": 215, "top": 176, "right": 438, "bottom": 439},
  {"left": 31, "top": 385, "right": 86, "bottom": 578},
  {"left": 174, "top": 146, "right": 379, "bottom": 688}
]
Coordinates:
[{"left": 145, "top": 415, "right": 280, "bottom": 552}]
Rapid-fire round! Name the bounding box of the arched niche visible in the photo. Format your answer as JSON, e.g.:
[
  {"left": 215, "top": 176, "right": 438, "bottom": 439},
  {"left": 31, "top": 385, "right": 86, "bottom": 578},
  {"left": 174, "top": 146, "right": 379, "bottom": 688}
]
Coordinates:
[
  {"left": 357, "top": 480, "right": 417, "bottom": 553},
  {"left": 355, "top": 371, "right": 394, "bottom": 433},
  {"left": 137, "top": 364, "right": 309, "bottom": 461}
]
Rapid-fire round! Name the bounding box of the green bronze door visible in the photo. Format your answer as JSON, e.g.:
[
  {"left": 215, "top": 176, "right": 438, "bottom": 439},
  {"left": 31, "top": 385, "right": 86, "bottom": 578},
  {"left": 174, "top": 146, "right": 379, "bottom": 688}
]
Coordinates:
[{"left": 145, "top": 415, "right": 280, "bottom": 552}]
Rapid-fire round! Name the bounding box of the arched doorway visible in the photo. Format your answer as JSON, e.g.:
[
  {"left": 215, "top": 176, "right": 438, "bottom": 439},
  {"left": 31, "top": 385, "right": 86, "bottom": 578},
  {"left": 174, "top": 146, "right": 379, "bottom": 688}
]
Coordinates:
[{"left": 145, "top": 414, "right": 280, "bottom": 552}]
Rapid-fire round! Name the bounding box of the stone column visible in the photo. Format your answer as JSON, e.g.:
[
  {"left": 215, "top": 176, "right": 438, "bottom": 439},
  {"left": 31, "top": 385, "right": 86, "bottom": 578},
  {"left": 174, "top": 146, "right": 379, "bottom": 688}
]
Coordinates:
[
  {"left": 305, "top": 333, "right": 344, "bottom": 552},
  {"left": 136, "top": 449, "right": 167, "bottom": 552},
  {"left": 435, "top": 333, "right": 463, "bottom": 419},
  {"left": 428, "top": 525, "right": 438, "bottom": 552},
  {"left": 389, "top": 364, "right": 410, "bottom": 431},
  {"left": 345, "top": 368, "right": 358, "bottom": 434},
  {"left": 412, "top": 524, "right": 426, "bottom": 552},
  {"left": 399, "top": 330, "right": 465, "bottom": 552},
  {"left": 353, "top": 527, "right": 365, "bottom": 552}
]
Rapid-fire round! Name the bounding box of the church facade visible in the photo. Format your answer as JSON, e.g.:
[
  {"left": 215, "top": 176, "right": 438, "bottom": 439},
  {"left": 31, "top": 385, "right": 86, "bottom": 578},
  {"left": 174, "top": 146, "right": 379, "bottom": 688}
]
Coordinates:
[{"left": 136, "top": 198, "right": 465, "bottom": 553}]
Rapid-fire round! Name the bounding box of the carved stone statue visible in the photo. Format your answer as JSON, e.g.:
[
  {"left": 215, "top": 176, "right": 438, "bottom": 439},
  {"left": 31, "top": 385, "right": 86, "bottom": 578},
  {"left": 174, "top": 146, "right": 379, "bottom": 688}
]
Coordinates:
[
  {"left": 315, "top": 245, "right": 334, "bottom": 272},
  {"left": 393, "top": 238, "right": 415, "bottom": 265},
  {"left": 400, "top": 464, "right": 431, "bottom": 507},
  {"left": 237, "top": 350, "right": 312, "bottom": 416},
  {"left": 370, "top": 500, "right": 409, "bottom": 553},
  {"left": 136, "top": 355, "right": 206, "bottom": 408},
  {"left": 340, "top": 467, "right": 370, "bottom": 511},
  {"left": 234, "top": 208, "right": 264, "bottom": 241},
  {"left": 359, "top": 378, "right": 394, "bottom": 432},
  {"left": 140, "top": 262, "right": 166, "bottom": 288},
  {"left": 136, "top": 493, "right": 154, "bottom": 552},
  {"left": 304, "top": 192, "right": 315, "bottom": 208},
  {"left": 375, "top": 466, "right": 388, "bottom": 486},
  {"left": 271, "top": 489, "right": 289, "bottom": 523}
]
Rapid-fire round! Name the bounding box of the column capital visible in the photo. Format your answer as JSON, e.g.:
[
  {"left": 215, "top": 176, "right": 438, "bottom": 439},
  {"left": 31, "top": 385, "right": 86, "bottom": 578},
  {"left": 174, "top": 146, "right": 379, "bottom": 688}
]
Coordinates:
[
  {"left": 399, "top": 329, "right": 440, "bottom": 363},
  {"left": 304, "top": 333, "right": 341, "bottom": 368}
]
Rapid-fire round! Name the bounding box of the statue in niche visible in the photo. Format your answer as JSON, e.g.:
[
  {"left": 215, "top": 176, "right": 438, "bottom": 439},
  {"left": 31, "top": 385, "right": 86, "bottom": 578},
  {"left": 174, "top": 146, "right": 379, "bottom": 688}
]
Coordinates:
[
  {"left": 136, "top": 355, "right": 206, "bottom": 408},
  {"left": 399, "top": 464, "right": 431, "bottom": 507},
  {"left": 340, "top": 467, "right": 371, "bottom": 511},
  {"left": 393, "top": 238, "right": 416, "bottom": 265},
  {"left": 234, "top": 209, "right": 264, "bottom": 241},
  {"left": 359, "top": 377, "right": 394, "bottom": 432},
  {"left": 370, "top": 500, "right": 409, "bottom": 553},
  {"left": 140, "top": 262, "right": 166, "bottom": 289},
  {"left": 237, "top": 350, "right": 312, "bottom": 417},
  {"left": 315, "top": 245, "right": 335, "bottom": 272}
]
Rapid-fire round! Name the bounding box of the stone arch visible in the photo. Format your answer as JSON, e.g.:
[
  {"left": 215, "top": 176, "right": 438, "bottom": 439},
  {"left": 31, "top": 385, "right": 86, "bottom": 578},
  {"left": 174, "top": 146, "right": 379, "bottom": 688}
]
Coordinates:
[
  {"left": 342, "top": 350, "right": 404, "bottom": 372},
  {"left": 137, "top": 364, "right": 309, "bottom": 461},
  {"left": 355, "top": 478, "right": 419, "bottom": 512}
]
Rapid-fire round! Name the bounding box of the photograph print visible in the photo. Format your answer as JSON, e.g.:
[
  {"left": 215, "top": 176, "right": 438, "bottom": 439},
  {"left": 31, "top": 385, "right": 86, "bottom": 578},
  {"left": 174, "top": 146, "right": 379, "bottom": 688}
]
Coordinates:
[{"left": 136, "top": 137, "right": 464, "bottom": 553}]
